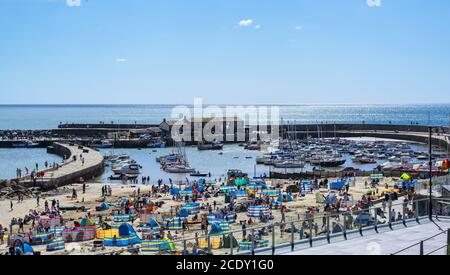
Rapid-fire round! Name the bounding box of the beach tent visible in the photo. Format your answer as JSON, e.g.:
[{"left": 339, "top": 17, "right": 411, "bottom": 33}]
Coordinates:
[
  {"left": 330, "top": 181, "right": 345, "bottom": 190},
  {"left": 80, "top": 218, "right": 95, "bottom": 227},
  {"left": 332, "top": 222, "right": 344, "bottom": 234},
  {"left": 141, "top": 237, "right": 175, "bottom": 253},
  {"left": 170, "top": 188, "right": 180, "bottom": 196},
  {"left": 354, "top": 212, "right": 375, "bottom": 226},
  {"left": 119, "top": 223, "right": 136, "bottom": 236},
  {"left": 96, "top": 202, "right": 110, "bottom": 211},
  {"left": 13, "top": 240, "right": 34, "bottom": 255},
  {"left": 178, "top": 208, "right": 189, "bottom": 218},
  {"left": 222, "top": 234, "right": 239, "bottom": 249},
  {"left": 103, "top": 223, "right": 141, "bottom": 247},
  {"left": 403, "top": 179, "right": 420, "bottom": 188},
  {"left": 209, "top": 223, "right": 225, "bottom": 235},
  {"left": 148, "top": 218, "right": 160, "bottom": 228},
  {"left": 139, "top": 213, "right": 163, "bottom": 225},
  {"left": 325, "top": 193, "right": 337, "bottom": 205},
  {"left": 141, "top": 224, "right": 161, "bottom": 238},
  {"left": 277, "top": 193, "right": 293, "bottom": 202}
]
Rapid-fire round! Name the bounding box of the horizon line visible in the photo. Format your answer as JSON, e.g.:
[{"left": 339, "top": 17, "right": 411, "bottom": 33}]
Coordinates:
[{"left": 1, "top": 103, "right": 450, "bottom": 107}]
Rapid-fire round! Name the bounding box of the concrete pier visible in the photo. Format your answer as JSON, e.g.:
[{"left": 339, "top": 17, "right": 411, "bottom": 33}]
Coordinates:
[{"left": 18, "top": 143, "right": 104, "bottom": 190}]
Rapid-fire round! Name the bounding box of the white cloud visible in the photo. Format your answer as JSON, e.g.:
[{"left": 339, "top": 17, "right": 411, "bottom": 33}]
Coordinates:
[
  {"left": 66, "top": 0, "right": 81, "bottom": 7},
  {"left": 367, "top": 0, "right": 382, "bottom": 7},
  {"left": 115, "top": 58, "right": 128, "bottom": 63},
  {"left": 238, "top": 19, "right": 253, "bottom": 27},
  {"left": 254, "top": 25, "right": 261, "bottom": 30}
]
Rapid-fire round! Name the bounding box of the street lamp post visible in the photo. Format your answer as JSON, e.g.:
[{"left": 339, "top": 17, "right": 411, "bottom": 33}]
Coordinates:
[{"left": 428, "top": 126, "right": 433, "bottom": 220}]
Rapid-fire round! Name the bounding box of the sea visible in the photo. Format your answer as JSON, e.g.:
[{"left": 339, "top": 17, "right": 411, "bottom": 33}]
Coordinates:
[
  {"left": 0, "top": 104, "right": 450, "bottom": 130},
  {"left": 0, "top": 104, "right": 447, "bottom": 181}
]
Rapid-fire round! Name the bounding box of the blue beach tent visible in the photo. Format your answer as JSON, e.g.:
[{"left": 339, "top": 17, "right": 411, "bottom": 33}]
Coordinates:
[
  {"left": 170, "top": 188, "right": 180, "bottom": 196},
  {"left": 98, "top": 202, "right": 110, "bottom": 211},
  {"left": 277, "top": 193, "right": 293, "bottom": 202},
  {"left": 330, "top": 181, "right": 345, "bottom": 190},
  {"left": 178, "top": 208, "right": 189, "bottom": 218}
]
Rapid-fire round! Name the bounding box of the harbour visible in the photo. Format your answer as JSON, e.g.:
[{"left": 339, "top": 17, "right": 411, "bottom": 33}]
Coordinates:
[{"left": 2, "top": 0, "right": 450, "bottom": 260}]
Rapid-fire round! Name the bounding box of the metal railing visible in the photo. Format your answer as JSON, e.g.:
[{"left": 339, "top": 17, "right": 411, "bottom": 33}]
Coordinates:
[
  {"left": 91, "top": 197, "right": 450, "bottom": 255},
  {"left": 392, "top": 229, "right": 450, "bottom": 255},
  {"left": 146, "top": 197, "right": 450, "bottom": 255}
]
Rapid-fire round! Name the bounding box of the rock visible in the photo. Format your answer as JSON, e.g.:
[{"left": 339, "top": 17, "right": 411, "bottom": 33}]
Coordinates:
[{"left": 0, "top": 180, "right": 11, "bottom": 189}]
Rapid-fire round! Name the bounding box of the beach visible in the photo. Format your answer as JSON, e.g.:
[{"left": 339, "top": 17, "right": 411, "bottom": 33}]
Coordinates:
[{"left": 0, "top": 174, "right": 407, "bottom": 255}]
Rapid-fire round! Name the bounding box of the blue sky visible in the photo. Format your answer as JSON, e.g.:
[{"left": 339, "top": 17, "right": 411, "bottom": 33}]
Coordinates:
[{"left": 1, "top": 0, "right": 450, "bottom": 105}]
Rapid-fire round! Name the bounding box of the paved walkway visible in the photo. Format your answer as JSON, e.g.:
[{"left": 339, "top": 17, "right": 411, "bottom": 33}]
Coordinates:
[
  {"left": 19, "top": 143, "right": 104, "bottom": 183},
  {"left": 280, "top": 219, "right": 450, "bottom": 255}
]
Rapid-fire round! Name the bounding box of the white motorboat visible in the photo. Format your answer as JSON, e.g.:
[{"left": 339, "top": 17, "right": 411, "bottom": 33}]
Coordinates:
[
  {"left": 112, "top": 164, "right": 141, "bottom": 175},
  {"left": 164, "top": 165, "right": 196, "bottom": 174}
]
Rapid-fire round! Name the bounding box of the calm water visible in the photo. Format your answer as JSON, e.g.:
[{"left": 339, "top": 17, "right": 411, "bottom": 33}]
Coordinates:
[
  {"left": 0, "top": 148, "right": 62, "bottom": 180},
  {"left": 0, "top": 104, "right": 450, "bottom": 130},
  {"left": 0, "top": 141, "right": 428, "bottom": 181},
  {"left": 0, "top": 104, "right": 441, "bottom": 180},
  {"left": 98, "top": 141, "right": 428, "bottom": 185}
]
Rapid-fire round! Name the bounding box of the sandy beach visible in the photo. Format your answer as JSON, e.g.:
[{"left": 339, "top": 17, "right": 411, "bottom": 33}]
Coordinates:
[{"left": 0, "top": 174, "right": 406, "bottom": 255}]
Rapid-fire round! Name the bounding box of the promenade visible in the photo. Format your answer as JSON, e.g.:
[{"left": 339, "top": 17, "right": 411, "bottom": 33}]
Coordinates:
[{"left": 17, "top": 143, "right": 104, "bottom": 189}]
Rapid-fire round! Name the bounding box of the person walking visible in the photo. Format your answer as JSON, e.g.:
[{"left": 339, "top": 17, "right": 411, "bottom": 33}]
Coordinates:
[{"left": 0, "top": 224, "right": 4, "bottom": 245}]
